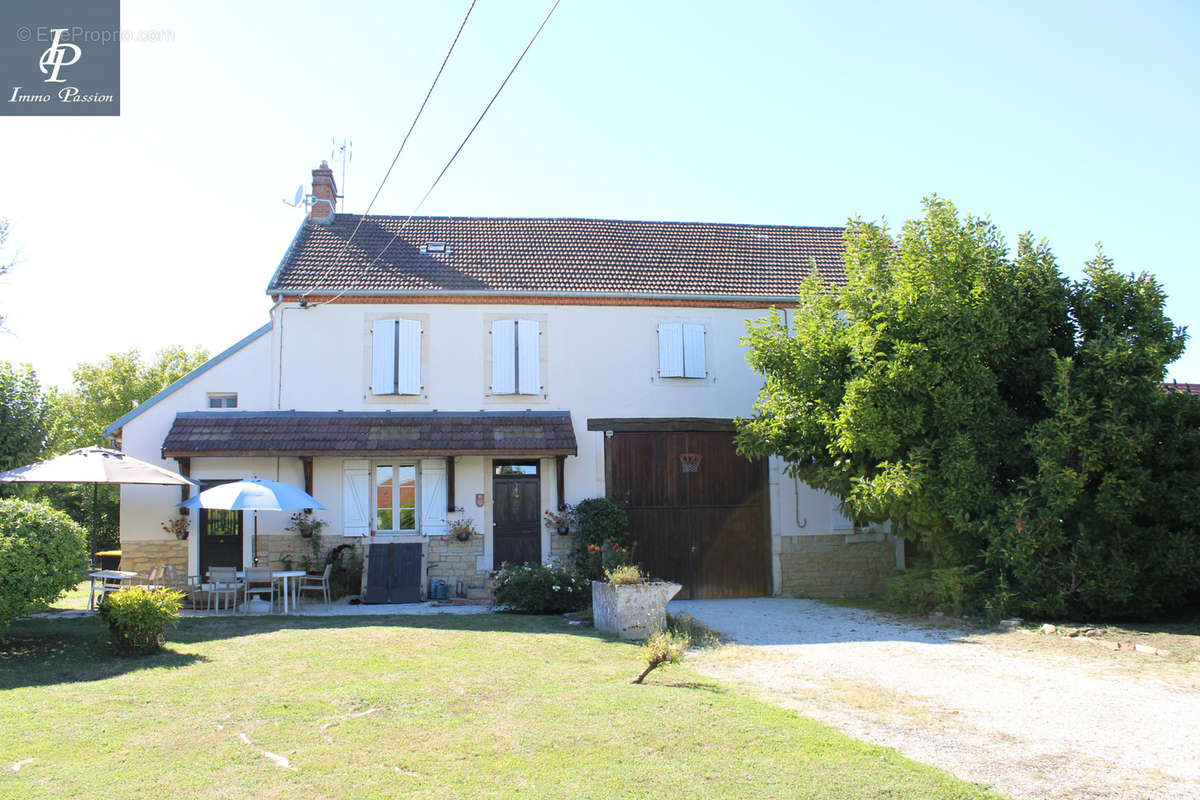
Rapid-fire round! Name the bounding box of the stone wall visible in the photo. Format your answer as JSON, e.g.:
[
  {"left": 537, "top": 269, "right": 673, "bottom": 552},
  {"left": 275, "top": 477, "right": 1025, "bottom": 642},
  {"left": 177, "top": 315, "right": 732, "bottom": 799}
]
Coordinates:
[
  {"left": 254, "top": 533, "right": 357, "bottom": 572},
  {"left": 548, "top": 529, "right": 573, "bottom": 566},
  {"left": 119, "top": 538, "right": 188, "bottom": 577},
  {"left": 778, "top": 532, "right": 897, "bottom": 597},
  {"left": 427, "top": 536, "right": 488, "bottom": 593}
]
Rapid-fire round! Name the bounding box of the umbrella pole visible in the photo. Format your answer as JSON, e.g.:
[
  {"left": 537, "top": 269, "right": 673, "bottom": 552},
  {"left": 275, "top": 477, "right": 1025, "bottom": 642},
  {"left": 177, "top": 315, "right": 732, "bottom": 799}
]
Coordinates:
[
  {"left": 91, "top": 483, "right": 98, "bottom": 569},
  {"left": 253, "top": 511, "right": 258, "bottom": 567}
]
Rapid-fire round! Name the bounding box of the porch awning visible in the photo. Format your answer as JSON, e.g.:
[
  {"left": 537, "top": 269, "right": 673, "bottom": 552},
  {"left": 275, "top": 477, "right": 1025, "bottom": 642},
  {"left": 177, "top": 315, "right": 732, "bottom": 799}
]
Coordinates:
[{"left": 161, "top": 411, "right": 577, "bottom": 458}]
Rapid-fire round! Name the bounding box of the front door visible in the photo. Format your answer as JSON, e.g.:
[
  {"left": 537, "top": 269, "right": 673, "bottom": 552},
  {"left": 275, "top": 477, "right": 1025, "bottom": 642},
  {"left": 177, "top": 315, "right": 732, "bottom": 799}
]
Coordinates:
[
  {"left": 493, "top": 462, "right": 541, "bottom": 566},
  {"left": 198, "top": 479, "right": 243, "bottom": 578}
]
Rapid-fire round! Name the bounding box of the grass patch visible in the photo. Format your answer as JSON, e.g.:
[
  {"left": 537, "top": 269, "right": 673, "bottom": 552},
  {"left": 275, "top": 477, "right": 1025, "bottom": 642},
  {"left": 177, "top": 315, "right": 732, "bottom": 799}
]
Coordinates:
[{"left": 0, "top": 613, "right": 1005, "bottom": 799}]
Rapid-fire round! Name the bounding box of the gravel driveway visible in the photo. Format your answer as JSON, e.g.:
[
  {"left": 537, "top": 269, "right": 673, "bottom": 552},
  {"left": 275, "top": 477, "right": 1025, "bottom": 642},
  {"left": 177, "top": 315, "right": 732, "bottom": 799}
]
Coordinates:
[{"left": 669, "top": 597, "right": 1200, "bottom": 800}]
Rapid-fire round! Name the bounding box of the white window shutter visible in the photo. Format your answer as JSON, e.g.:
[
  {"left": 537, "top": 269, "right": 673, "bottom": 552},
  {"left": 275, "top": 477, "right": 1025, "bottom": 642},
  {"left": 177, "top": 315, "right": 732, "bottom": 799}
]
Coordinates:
[
  {"left": 491, "top": 319, "right": 516, "bottom": 394},
  {"left": 371, "top": 320, "right": 396, "bottom": 395},
  {"left": 683, "top": 323, "right": 706, "bottom": 378},
  {"left": 343, "top": 460, "right": 370, "bottom": 536},
  {"left": 419, "top": 459, "right": 447, "bottom": 535},
  {"left": 396, "top": 319, "right": 422, "bottom": 395},
  {"left": 516, "top": 319, "right": 540, "bottom": 394},
  {"left": 658, "top": 322, "right": 684, "bottom": 377}
]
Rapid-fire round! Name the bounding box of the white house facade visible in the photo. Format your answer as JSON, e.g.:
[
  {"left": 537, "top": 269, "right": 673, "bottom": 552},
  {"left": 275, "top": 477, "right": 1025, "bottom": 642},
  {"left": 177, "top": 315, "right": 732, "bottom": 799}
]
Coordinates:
[{"left": 106, "top": 163, "right": 901, "bottom": 600}]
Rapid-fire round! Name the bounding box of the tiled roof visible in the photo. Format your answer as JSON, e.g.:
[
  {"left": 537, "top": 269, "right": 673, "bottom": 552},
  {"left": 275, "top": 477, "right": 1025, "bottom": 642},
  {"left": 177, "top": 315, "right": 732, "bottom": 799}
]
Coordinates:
[
  {"left": 1165, "top": 382, "right": 1200, "bottom": 395},
  {"left": 162, "top": 411, "right": 577, "bottom": 457},
  {"left": 267, "top": 215, "right": 845, "bottom": 299}
]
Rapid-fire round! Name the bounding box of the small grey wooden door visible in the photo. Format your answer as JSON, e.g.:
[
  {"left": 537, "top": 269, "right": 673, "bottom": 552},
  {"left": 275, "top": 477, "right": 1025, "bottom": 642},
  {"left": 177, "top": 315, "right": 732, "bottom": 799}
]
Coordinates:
[{"left": 363, "top": 543, "right": 422, "bottom": 603}]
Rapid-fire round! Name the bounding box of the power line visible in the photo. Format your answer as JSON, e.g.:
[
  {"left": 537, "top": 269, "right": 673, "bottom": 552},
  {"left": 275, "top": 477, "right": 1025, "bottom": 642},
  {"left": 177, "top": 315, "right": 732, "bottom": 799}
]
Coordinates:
[
  {"left": 300, "top": 0, "right": 478, "bottom": 302},
  {"left": 310, "top": 0, "right": 563, "bottom": 308}
]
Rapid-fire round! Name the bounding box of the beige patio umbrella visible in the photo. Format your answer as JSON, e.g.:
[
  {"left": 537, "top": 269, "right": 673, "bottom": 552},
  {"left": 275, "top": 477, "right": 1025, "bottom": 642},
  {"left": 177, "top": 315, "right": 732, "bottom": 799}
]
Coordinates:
[{"left": 0, "top": 446, "right": 196, "bottom": 565}]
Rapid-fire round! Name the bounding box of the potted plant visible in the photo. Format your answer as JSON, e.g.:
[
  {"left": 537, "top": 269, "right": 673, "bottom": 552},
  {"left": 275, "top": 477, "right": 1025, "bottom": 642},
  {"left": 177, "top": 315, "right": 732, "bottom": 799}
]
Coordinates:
[
  {"left": 161, "top": 516, "right": 189, "bottom": 540},
  {"left": 286, "top": 511, "right": 326, "bottom": 539},
  {"left": 544, "top": 506, "right": 572, "bottom": 536},
  {"left": 446, "top": 518, "right": 477, "bottom": 542},
  {"left": 592, "top": 564, "right": 682, "bottom": 641}
]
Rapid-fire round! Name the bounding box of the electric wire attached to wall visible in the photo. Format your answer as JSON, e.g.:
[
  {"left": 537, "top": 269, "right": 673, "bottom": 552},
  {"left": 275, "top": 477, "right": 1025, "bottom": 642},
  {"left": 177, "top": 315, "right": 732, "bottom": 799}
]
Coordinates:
[{"left": 306, "top": 0, "right": 564, "bottom": 309}]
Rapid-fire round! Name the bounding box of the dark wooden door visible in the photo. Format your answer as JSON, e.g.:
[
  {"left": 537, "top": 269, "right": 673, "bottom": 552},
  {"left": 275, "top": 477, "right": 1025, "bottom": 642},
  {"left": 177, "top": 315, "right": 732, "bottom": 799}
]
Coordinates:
[
  {"left": 607, "top": 430, "right": 769, "bottom": 599},
  {"left": 493, "top": 462, "right": 541, "bottom": 566},
  {"left": 198, "top": 479, "right": 243, "bottom": 578},
  {"left": 364, "top": 543, "right": 422, "bottom": 604}
]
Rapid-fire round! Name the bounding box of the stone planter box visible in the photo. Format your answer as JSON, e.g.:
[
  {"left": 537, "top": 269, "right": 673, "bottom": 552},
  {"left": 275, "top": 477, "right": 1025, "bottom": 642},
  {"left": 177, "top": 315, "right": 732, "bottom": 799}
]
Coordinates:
[{"left": 592, "top": 580, "right": 682, "bottom": 640}]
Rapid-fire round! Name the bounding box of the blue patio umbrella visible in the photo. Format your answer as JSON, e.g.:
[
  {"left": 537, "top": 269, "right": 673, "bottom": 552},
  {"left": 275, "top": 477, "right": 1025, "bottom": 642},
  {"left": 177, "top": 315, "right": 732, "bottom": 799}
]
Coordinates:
[
  {"left": 181, "top": 478, "right": 326, "bottom": 568},
  {"left": 180, "top": 478, "right": 325, "bottom": 512}
]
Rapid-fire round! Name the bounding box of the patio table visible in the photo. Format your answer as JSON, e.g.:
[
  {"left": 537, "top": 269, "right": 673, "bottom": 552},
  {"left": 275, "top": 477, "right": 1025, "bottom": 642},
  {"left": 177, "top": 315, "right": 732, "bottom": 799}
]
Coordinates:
[
  {"left": 88, "top": 569, "right": 138, "bottom": 610},
  {"left": 229, "top": 569, "right": 307, "bottom": 613}
]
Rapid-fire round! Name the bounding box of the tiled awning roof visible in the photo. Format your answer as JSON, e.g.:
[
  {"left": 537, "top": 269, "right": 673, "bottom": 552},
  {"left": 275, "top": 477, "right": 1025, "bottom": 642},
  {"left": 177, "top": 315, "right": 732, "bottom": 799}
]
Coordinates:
[
  {"left": 267, "top": 215, "right": 846, "bottom": 299},
  {"left": 162, "top": 411, "right": 577, "bottom": 458}
]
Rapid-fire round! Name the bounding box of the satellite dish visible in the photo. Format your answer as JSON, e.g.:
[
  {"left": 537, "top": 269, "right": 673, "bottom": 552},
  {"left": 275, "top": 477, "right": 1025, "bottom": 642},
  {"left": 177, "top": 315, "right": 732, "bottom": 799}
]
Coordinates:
[{"left": 282, "top": 185, "right": 306, "bottom": 209}]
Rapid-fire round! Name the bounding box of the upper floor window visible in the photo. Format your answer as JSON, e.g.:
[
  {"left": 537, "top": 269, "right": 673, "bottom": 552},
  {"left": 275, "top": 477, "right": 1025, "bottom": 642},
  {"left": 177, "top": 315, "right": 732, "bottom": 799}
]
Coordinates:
[
  {"left": 491, "top": 319, "right": 541, "bottom": 394},
  {"left": 372, "top": 319, "right": 422, "bottom": 395},
  {"left": 207, "top": 392, "right": 237, "bottom": 408},
  {"left": 657, "top": 322, "right": 706, "bottom": 379}
]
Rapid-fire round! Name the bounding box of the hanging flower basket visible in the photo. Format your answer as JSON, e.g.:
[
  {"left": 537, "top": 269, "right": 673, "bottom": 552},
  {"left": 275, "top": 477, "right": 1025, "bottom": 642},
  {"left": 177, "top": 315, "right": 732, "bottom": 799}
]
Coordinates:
[{"left": 447, "top": 519, "right": 477, "bottom": 542}]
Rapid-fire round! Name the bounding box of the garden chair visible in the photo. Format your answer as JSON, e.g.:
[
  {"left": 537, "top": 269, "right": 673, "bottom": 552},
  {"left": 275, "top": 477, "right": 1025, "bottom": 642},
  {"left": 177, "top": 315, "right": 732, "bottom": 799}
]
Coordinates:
[
  {"left": 162, "top": 565, "right": 202, "bottom": 610},
  {"left": 296, "top": 563, "right": 333, "bottom": 611},
  {"left": 207, "top": 567, "right": 242, "bottom": 612},
  {"left": 141, "top": 564, "right": 167, "bottom": 588},
  {"left": 242, "top": 567, "right": 276, "bottom": 613}
]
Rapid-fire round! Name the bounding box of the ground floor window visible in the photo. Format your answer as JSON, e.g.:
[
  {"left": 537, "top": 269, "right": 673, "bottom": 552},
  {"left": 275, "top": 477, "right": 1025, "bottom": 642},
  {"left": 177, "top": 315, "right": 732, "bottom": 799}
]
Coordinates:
[{"left": 374, "top": 463, "right": 417, "bottom": 532}]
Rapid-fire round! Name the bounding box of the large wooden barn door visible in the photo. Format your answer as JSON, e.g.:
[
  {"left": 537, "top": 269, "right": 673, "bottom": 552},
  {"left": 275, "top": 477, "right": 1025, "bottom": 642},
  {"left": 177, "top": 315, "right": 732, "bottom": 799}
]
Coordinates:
[{"left": 605, "top": 427, "right": 769, "bottom": 599}]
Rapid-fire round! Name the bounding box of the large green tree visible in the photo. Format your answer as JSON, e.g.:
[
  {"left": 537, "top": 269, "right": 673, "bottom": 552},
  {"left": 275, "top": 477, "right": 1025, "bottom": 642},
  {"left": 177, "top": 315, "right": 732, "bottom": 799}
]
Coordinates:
[
  {"left": 737, "top": 197, "right": 1199, "bottom": 619},
  {"left": 0, "top": 362, "right": 56, "bottom": 477},
  {"left": 51, "top": 346, "right": 209, "bottom": 451},
  {"left": 42, "top": 346, "right": 209, "bottom": 550}
]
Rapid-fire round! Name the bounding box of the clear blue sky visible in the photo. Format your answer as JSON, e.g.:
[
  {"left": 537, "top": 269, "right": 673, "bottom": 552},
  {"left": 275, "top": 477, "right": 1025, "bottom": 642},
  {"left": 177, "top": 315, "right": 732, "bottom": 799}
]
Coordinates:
[{"left": 2, "top": 0, "right": 1199, "bottom": 388}]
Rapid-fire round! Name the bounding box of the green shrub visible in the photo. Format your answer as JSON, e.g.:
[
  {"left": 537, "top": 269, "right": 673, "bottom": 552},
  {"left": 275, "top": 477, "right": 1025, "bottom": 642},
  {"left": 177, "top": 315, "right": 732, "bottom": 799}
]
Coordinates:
[
  {"left": 667, "top": 612, "right": 721, "bottom": 648},
  {"left": 571, "top": 497, "right": 631, "bottom": 579},
  {"left": 0, "top": 497, "right": 89, "bottom": 632},
  {"left": 883, "top": 565, "right": 978, "bottom": 616},
  {"left": 493, "top": 563, "right": 590, "bottom": 614},
  {"left": 98, "top": 585, "right": 183, "bottom": 654}
]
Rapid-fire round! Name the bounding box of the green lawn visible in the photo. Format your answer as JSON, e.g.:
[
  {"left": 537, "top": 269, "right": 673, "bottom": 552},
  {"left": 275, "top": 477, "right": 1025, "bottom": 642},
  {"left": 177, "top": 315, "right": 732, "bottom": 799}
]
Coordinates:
[{"left": 0, "top": 613, "right": 1004, "bottom": 800}]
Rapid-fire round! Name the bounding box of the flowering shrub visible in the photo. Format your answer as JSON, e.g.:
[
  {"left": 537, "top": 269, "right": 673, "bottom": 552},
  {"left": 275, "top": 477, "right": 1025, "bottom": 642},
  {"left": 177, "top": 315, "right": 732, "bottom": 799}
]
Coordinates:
[
  {"left": 98, "top": 585, "right": 183, "bottom": 654},
  {"left": 492, "top": 563, "right": 590, "bottom": 614},
  {"left": 570, "top": 497, "right": 631, "bottom": 579}
]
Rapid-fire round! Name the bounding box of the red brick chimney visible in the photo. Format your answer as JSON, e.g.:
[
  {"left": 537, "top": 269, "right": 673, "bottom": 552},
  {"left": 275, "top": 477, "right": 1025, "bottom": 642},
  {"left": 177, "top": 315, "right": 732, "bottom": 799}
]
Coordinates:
[{"left": 309, "top": 160, "right": 337, "bottom": 224}]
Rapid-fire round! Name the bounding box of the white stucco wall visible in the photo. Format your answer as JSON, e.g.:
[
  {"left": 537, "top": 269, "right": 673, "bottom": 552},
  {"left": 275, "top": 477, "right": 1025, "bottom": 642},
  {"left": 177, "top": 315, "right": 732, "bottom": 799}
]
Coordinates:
[
  {"left": 116, "top": 328, "right": 274, "bottom": 558},
  {"left": 117, "top": 300, "right": 863, "bottom": 581}
]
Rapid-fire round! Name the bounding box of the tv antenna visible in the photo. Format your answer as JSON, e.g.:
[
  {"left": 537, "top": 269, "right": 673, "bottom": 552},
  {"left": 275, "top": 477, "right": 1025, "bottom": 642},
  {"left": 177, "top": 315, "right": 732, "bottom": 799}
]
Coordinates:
[{"left": 332, "top": 137, "right": 352, "bottom": 204}]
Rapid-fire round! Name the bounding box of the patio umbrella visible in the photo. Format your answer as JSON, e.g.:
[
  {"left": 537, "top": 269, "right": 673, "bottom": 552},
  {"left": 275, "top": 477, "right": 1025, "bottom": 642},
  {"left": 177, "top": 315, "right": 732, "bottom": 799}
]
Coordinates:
[
  {"left": 180, "top": 478, "right": 325, "bottom": 567},
  {"left": 0, "top": 446, "right": 196, "bottom": 566}
]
